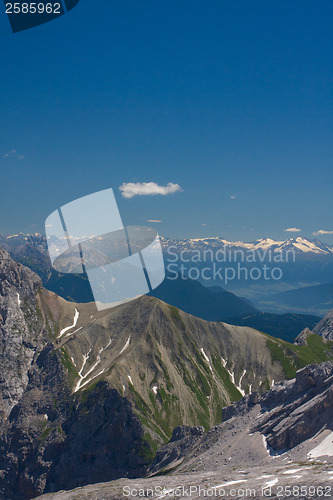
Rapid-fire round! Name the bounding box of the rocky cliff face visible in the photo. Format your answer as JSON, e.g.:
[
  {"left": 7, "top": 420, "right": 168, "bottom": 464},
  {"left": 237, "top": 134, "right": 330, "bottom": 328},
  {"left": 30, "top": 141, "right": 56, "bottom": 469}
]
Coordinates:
[
  {"left": 294, "top": 326, "right": 313, "bottom": 345},
  {"left": 45, "top": 383, "right": 149, "bottom": 494},
  {"left": 0, "top": 246, "right": 45, "bottom": 419},
  {"left": 313, "top": 309, "right": 333, "bottom": 339},
  {"left": 147, "top": 362, "right": 333, "bottom": 477},
  {"left": 226, "top": 362, "right": 333, "bottom": 453},
  {"left": 0, "top": 351, "right": 150, "bottom": 500},
  {"left": 294, "top": 309, "right": 333, "bottom": 344}
]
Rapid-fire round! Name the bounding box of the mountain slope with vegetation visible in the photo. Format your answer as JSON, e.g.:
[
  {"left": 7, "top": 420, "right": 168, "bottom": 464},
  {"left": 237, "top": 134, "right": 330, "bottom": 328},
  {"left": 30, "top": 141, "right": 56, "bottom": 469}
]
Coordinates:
[
  {"left": 57, "top": 296, "right": 333, "bottom": 442},
  {"left": 1, "top": 247, "right": 333, "bottom": 499}
]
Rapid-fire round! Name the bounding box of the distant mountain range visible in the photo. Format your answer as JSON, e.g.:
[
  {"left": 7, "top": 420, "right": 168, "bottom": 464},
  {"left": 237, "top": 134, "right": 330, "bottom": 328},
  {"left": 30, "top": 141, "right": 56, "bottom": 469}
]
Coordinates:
[
  {"left": 149, "top": 278, "right": 320, "bottom": 341},
  {"left": 156, "top": 233, "right": 333, "bottom": 318},
  {"left": 1, "top": 229, "right": 320, "bottom": 339},
  {"left": 161, "top": 235, "right": 333, "bottom": 311},
  {"left": 1, "top": 232, "right": 333, "bottom": 256},
  {"left": 1, "top": 232, "right": 333, "bottom": 316},
  {"left": 161, "top": 236, "right": 333, "bottom": 255}
]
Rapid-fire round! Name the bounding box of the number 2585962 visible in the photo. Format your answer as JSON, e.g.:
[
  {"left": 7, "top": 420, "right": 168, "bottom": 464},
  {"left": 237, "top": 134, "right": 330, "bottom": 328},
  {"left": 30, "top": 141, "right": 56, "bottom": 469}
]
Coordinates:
[{"left": 5, "top": 3, "right": 61, "bottom": 14}]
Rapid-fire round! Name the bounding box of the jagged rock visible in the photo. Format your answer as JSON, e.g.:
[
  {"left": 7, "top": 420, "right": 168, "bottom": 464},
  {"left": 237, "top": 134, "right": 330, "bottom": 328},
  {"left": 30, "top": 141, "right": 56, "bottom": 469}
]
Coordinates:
[
  {"left": 149, "top": 426, "right": 205, "bottom": 474},
  {"left": 250, "top": 362, "right": 333, "bottom": 452},
  {"left": 295, "top": 311, "right": 333, "bottom": 344},
  {"left": 294, "top": 327, "right": 313, "bottom": 345},
  {"left": 142, "top": 362, "right": 333, "bottom": 484},
  {"left": 0, "top": 345, "right": 71, "bottom": 500},
  {"left": 171, "top": 425, "right": 204, "bottom": 442},
  {"left": 44, "top": 382, "right": 149, "bottom": 494},
  {"left": 0, "top": 246, "right": 45, "bottom": 419},
  {"left": 221, "top": 391, "right": 261, "bottom": 421},
  {"left": 313, "top": 309, "right": 333, "bottom": 339}
]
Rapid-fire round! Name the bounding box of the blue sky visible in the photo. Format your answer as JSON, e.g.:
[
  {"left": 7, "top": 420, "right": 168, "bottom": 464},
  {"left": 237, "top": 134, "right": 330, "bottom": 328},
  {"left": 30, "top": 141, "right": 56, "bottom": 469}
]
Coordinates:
[{"left": 0, "top": 0, "right": 332, "bottom": 241}]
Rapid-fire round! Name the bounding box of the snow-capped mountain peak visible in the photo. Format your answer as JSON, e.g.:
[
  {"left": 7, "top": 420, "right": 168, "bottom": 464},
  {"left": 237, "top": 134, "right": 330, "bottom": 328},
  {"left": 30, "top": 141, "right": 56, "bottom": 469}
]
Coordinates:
[
  {"left": 162, "top": 236, "right": 333, "bottom": 255},
  {"left": 1, "top": 233, "right": 332, "bottom": 256}
]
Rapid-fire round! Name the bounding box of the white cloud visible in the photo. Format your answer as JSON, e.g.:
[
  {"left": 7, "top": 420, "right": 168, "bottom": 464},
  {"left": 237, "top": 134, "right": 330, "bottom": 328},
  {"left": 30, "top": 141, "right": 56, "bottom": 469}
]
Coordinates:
[
  {"left": 147, "top": 220, "right": 163, "bottom": 223},
  {"left": 3, "top": 150, "right": 24, "bottom": 160},
  {"left": 119, "top": 182, "right": 182, "bottom": 199},
  {"left": 313, "top": 229, "right": 333, "bottom": 236},
  {"left": 230, "top": 195, "right": 236, "bottom": 199},
  {"left": 284, "top": 227, "right": 302, "bottom": 232}
]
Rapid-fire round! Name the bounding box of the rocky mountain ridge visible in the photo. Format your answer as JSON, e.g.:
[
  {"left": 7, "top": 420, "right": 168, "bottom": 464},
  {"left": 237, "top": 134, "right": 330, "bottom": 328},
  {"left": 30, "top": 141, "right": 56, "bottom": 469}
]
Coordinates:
[
  {"left": 295, "top": 309, "right": 333, "bottom": 344},
  {"left": 0, "top": 250, "right": 152, "bottom": 500},
  {"left": 1, "top": 247, "right": 333, "bottom": 498},
  {"left": 1, "top": 232, "right": 333, "bottom": 257},
  {"left": 313, "top": 308, "right": 333, "bottom": 339},
  {"left": 147, "top": 361, "right": 333, "bottom": 474},
  {"left": 56, "top": 294, "right": 333, "bottom": 442},
  {"left": 0, "top": 246, "right": 45, "bottom": 418},
  {"left": 35, "top": 362, "right": 333, "bottom": 500}
]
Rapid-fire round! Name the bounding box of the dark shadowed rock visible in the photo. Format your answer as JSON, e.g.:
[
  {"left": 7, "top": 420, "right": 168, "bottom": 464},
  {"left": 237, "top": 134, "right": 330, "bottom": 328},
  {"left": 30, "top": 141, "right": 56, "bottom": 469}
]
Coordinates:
[
  {"left": 45, "top": 382, "right": 150, "bottom": 494},
  {"left": 170, "top": 425, "right": 204, "bottom": 442},
  {"left": 221, "top": 391, "right": 261, "bottom": 421},
  {"left": 149, "top": 425, "right": 205, "bottom": 475}
]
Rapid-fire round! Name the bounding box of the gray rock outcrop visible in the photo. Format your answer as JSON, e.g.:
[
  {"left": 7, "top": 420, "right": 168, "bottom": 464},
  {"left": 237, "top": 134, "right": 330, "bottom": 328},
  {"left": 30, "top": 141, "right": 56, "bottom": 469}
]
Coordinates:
[
  {"left": 225, "top": 362, "right": 333, "bottom": 453},
  {"left": 0, "top": 246, "right": 44, "bottom": 419},
  {"left": 313, "top": 309, "right": 333, "bottom": 339}
]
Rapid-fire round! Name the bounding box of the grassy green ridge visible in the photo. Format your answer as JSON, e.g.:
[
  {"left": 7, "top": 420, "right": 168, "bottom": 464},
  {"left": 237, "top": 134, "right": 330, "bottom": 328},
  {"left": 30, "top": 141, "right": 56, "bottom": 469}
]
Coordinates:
[
  {"left": 59, "top": 299, "right": 333, "bottom": 449},
  {"left": 128, "top": 330, "right": 333, "bottom": 442},
  {"left": 265, "top": 333, "right": 333, "bottom": 379}
]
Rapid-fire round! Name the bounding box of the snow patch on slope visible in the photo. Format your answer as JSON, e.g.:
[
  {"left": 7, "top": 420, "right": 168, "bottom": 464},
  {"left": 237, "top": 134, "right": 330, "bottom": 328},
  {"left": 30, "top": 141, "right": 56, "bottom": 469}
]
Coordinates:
[
  {"left": 120, "top": 336, "right": 131, "bottom": 354},
  {"left": 200, "top": 348, "right": 213, "bottom": 373},
  {"left": 308, "top": 431, "right": 333, "bottom": 458},
  {"left": 59, "top": 309, "right": 79, "bottom": 338}
]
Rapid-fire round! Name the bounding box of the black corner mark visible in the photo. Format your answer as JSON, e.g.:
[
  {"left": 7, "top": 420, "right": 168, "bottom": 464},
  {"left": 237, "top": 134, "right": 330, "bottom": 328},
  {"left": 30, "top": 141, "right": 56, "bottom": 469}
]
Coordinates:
[{"left": 3, "top": 0, "right": 81, "bottom": 33}]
